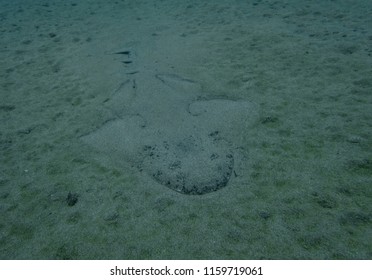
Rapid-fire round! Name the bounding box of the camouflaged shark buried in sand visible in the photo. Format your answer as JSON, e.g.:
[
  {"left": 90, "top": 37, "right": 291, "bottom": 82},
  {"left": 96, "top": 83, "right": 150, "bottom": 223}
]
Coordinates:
[{"left": 81, "top": 73, "right": 259, "bottom": 195}]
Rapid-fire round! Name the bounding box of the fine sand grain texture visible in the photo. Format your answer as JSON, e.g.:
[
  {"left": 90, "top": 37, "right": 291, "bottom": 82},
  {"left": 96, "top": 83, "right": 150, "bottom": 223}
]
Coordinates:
[{"left": 0, "top": 0, "right": 371, "bottom": 259}]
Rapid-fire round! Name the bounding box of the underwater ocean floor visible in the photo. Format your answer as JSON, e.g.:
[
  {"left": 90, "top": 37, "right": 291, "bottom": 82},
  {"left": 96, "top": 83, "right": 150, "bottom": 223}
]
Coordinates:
[{"left": 0, "top": 0, "right": 371, "bottom": 259}]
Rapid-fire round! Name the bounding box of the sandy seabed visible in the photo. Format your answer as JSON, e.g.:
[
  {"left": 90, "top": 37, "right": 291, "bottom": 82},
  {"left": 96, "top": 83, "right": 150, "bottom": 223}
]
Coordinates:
[{"left": 0, "top": 0, "right": 371, "bottom": 259}]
